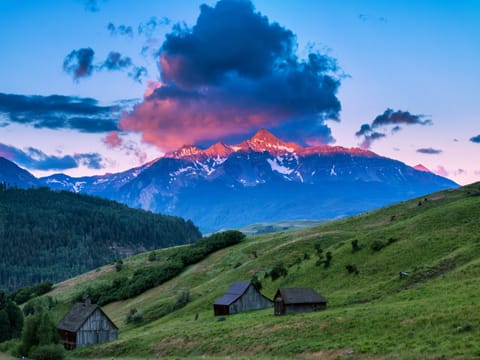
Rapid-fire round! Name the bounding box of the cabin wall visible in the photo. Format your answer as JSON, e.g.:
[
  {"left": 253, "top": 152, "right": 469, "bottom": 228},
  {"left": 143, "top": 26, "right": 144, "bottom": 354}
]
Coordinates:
[
  {"left": 229, "top": 285, "right": 272, "bottom": 314},
  {"left": 284, "top": 303, "right": 326, "bottom": 314},
  {"left": 76, "top": 309, "right": 118, "bottom": 347},
  {"left": 58, "top": 330, "right": 76, "bottom": 350}
]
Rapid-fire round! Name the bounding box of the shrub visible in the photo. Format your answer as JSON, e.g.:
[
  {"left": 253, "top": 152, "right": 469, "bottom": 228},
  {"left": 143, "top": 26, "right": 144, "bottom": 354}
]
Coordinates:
[
  {"left": 173, "top": 290, "right": 190, "bottom": 310},
  {"left": 125, "top": 308, "right": 143, "bottom": 324},
  {"left": 115, "top": 259, "right": 123, "bottom": 272},
  {"left": 303, "top": 252, "right": 310, "bottom": 260},
  {"left": 346, "top": 264, "right": 359, "bottom": 274},
  {"left": 351, "top": 240, "right": 361, "bottom": 252},
  {"left": 269, "top": 262, "right": 288, "bottom": 281},
  {"left": 324, "top": 252, "right": 333, "bottom": 268},
  {"left": 251, "top": 274, "right": 262, "bottom": 291},
  {"left": 29, "top": 344, "right": 65, "bottom": 360},
  {"left": 371, "top": 240, "right": 385, "bottom": 252},
  {"left": 148, "top": 251, "right": 157, "bottom": 262}
]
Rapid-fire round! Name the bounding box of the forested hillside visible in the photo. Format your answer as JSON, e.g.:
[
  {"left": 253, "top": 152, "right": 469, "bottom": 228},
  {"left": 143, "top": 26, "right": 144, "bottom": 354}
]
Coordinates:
[{"left": 0, "top": 186, "right": 201, "bottom": 292}]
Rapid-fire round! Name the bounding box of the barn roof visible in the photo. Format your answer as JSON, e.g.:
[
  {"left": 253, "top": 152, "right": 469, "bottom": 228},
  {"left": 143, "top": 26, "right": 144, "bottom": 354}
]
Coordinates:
[
  {"left": 57, "top": 301, "right": 118, "bottom": 332},
  {"left": 213, "top": 281, "right": 251, "bottom": 306},
  {"left": 275, "top": 288, "right": 327, "bottom": 305}
]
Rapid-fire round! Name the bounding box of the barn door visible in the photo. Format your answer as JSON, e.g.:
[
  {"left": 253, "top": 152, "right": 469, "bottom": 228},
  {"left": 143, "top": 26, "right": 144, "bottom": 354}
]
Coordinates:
[{"left": 274, "top": 298, "right": 285, "bottom": 315}]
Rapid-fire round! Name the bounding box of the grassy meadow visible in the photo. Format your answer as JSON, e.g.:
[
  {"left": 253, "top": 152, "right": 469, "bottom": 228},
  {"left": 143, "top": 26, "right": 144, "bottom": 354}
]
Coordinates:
[{"left": 3, "top": 182, "right": 480, "bottom": 359}]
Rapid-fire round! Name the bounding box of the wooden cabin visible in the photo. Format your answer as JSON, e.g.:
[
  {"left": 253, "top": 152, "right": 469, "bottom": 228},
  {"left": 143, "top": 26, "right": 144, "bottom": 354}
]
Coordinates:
[
  {"left": 274, "top": 288, "right": 327, "bottom": 315},
  {"left": 57, "top": 299, "right": 118, "bottom": 349},
  {"left": 213, "top": 281, "right": 273, "bottom": 316}
]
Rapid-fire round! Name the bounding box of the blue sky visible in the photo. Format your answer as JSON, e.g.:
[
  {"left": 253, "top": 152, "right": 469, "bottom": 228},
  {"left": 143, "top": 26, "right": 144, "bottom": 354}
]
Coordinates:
[{"left": 0, "top": 0, "right": 479, "bottom": 184}]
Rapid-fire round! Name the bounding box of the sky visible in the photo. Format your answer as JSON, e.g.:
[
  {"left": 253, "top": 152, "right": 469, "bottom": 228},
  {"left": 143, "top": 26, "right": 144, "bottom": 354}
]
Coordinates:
[{"left": 0, "top": 0, "right": 479, "bottom": 185}]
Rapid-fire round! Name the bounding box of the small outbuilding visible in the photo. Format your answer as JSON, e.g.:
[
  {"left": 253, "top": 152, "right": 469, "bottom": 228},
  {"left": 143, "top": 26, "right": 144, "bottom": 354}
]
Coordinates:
[
  {"left": 57, "top": 298, "right": 118, "bottom": 350},
  {"left": 213, "top": 281, "right": 273, "bottom": 316},
  {"left": 274, "top": 288, "right": 327, "bottom": 315}
]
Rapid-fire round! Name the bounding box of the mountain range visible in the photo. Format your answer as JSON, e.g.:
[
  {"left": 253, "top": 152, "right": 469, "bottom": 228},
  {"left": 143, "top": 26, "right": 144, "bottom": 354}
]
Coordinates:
[{"left": 0, "top": 129, "right": 457, "bottom": 232}]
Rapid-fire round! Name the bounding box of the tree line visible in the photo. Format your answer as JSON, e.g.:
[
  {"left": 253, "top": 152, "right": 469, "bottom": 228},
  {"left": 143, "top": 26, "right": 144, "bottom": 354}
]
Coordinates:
[{"left": 0, "top": 187, "right": 202, "bottom": 293}]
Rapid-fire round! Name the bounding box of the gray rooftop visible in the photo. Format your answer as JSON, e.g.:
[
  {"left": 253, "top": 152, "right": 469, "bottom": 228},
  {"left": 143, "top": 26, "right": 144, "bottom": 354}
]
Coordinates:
[
  {"left": 275, "top": 288, "right": 327, "bottom": 305},
  {"left": 57, "top": 301, "right": 118, "bottom": 332},
  {"left": 214, "top": 281, "right": 251, "bottom": 306}
]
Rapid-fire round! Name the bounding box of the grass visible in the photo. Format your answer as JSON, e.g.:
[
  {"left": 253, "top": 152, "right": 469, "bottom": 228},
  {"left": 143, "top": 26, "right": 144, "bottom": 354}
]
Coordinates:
[{"left": 6, "top": 182, "right": 480, "bottom": 359}]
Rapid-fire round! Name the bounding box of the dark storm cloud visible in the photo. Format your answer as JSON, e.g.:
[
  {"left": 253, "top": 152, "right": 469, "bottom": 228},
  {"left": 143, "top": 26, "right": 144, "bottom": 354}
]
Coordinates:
[
  {"left": 120, "top": 0, "right": 343, "bottom": 150},
  {"left": 470, "top": 135, "right": 480, "bottom": 143},
  {"left": 0, "top": 93, "right": 120, "bottom": 133},
  {"left": 63, "top": 49, "right": 147, "bottom": 83},
  {"left": 63, "top": 48, "right": 95, "bottom": 81},
  {"left": 356, "top": 108, "right": 432, "bottom": 148},
  {"left": 107, "top": 23, "right": 134, "bottom": 37},
  {"left": 0, "top": 143, "right": 104, "bottom": 171},
  {"left": 417, "top": 147, "right": 442, "bottom": 154}
]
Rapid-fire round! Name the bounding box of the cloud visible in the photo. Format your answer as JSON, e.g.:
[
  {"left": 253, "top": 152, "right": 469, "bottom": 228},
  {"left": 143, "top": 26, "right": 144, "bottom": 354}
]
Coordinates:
[
  {"left": 120, "top": 0, "right": 342, "bottom": 151},
  {"left": 107, "top": 23, "right": 134, "bottom": 37},
  {"left": 470, "top": 134, "right": 480, "bottom": 143},
  {"left": 0, "top": 93, "right": 120, "bottom": 133},
  {"left": 63, "top": 48, "right": 95, "bottom": 81},
  {"left": 356, "top": 109, "right": 432, "bottom": 148},
  {"left": 103, "top": 131, "right": 123, "bottom": 148},
  {"left": 0, "top": 143, "right": 104, "bottom": 171},
  {"left": 63, "top": 48, "right": 147, "bottom": 83},
  {"left": 84, "top": 0, "right": 101, "bottom": 12},
  {"left": 101, "top": 131, "right": 146, "bottom": 163},
  {"left": 138, "top": 16, "right": 171, "bottom": 38},
  {"left": 434, "top": 165, "right": 449, "bottom": 177},
  {"left": 416, "top": 147, "right": 442, "bottom": 154}
]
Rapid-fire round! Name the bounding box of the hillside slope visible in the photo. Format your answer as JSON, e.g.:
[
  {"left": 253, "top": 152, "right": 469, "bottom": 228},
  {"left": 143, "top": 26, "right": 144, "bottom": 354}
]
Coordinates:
[
  {"left": 31, "top": 182, "right": 480, "bottom": 358},
  {"left": 0, "top": 187, "right": 201, "bottom": 293}
]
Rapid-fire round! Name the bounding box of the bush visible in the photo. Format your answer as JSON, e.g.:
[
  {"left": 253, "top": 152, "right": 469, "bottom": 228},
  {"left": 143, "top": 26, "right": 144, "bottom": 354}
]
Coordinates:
[
  {"left": 29, "top": 344, "right": 65, "bottom": 360},
  {"left": 251, "top": 274, "right": 262, "bottom": 291},
  {"left": 125, "top": 308, "right": 143, "bottom": 324},
  {"left": 351, "top": 240, "right": 361, "bottom": 252},
  {"left": 371, "top": 240, "right": 385, "bottom": 252},
  {"left": 148, "top": 251, "right": 157, "bottom": 262},
  {"left": 346, "top": 264, "right": 359, "bottom": 274},
  {"left": 324, "top": 252, "right": 333, "bottom": 268},
  {"left": 270, "top": 262, "right": 288, "bottom": 281},
  {"left": 115, "top": 259, "right": 123, "bottom": 272}
]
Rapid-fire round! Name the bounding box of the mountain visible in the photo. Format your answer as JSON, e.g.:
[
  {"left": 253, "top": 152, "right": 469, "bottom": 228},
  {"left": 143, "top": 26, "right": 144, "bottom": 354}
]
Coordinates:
[
  {"left": 0, "top": 157, "right": 39, "bottom": 188},
  {"left": 64, "top": 129, "right": 458, "bottom": 232},
  {"left": 0, "top": 187, "right": 201, "bottom": 293},
  {"left": 0, "top": 131, "right": 458, "bottom": 233},
  {"left": 23, "top": 182, "right": 480, "bottom": 359}
]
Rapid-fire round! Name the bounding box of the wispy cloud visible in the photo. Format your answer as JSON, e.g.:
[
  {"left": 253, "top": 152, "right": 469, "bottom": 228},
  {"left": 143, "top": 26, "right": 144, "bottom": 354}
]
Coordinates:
[
  {"left": 356, "top": 109, "right": 432, "bottom": 148},
  {"left": 102, "top": 131, "right": 146, "bottom": 163},
  {"left": 417, "top": 147, "right": 442, "bottom": 154},
  {"left": 0, "top": 143, "right": 104, "bottom": 171},
  {"left": 120, "top": 0, "right": 342, "bottom": 151},
  {"left": 107, "top": 23, "right": 134, "bottom": 37},
  {"left": 0, "top": 93, "right": 120, "bottom": 133},
  {"left": 63, "top": 48, "right": 147, "bottom": 83}
]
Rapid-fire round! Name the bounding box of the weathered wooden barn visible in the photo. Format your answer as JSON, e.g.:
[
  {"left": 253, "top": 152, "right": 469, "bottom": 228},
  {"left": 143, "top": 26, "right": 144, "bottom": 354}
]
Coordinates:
[
  {"left": 213, "top": 281, "right": 273, "bottom": 316},
  {"left": 274, "top": 288, "right": 327, "bottom": 315},
  {"left": 57, "top": 299, "right": 118, "bottom": 349}
]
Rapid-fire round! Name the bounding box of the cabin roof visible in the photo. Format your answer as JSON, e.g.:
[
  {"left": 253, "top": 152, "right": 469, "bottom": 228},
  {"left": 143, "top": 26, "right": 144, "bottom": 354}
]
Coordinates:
[
  {"left": 57, "top": 302, "right": 118, "bottom": 332},
  {"left": 275, "top": 288, "right": 327, "bottom": 305},
  {"left": 213, "top": 281, "right": 251, "bottom": 306}
]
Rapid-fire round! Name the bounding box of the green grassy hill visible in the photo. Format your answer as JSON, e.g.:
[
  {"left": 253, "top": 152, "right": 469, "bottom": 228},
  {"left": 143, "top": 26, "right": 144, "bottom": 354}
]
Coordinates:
[{"left": 9, "top": 182, "right": 480, "bottom": 359}]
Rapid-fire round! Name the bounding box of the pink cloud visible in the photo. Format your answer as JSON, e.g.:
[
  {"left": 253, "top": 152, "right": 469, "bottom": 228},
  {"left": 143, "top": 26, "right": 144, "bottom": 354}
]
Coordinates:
[
  {"left": 434, "top": 165, "right": 449, "bottom": 177},
  {"left": 119, "top": 85, "right": 283, "bottom": 151},
  {"left": 103, "top": 131, "right": 123, "bottom": 148}
]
